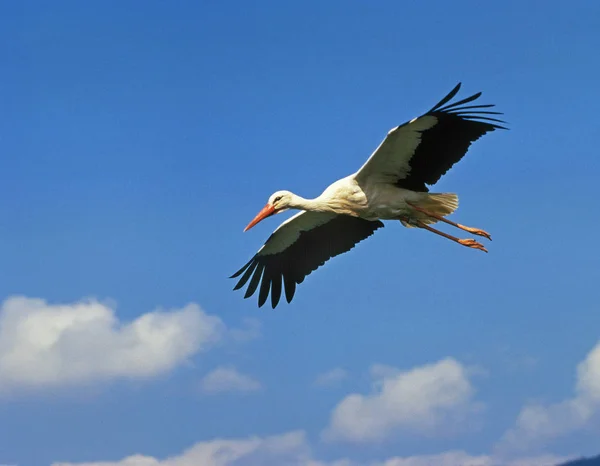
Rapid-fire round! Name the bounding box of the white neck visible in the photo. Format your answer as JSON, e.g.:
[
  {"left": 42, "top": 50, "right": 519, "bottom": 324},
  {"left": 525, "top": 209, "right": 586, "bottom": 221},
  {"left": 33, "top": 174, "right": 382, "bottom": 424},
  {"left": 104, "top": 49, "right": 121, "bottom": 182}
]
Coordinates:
[
  {"left": 289, "top": 193, "right": 330, "bottom": 212},
  {"left": 287, "top": 192, "right": 354, "bottom": 215}
]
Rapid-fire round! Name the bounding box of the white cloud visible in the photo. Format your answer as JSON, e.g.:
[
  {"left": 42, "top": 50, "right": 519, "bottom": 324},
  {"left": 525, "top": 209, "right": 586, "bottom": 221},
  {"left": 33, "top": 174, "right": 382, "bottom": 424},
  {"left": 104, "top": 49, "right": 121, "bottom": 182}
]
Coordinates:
[
  {"left": 313, "top": 368, "right": 348, "bottom": 388},
  {"left": 52, "top": 431, "right": 317, "bottom": 466},
  {"left": 577, "top": 341, "right": 600, "bottom": 402},
  {"left": 498, "top": 339, "right": 600, "bottom": 452},
  {"left": 229, "top": 318, "right": 262, "bottom": 343},
  {"left": 323, "top": 358, "right": 482, "bottom": 443},
  {"left": 0, "top": 296, "right": 224, "bottom": 393},
  {"left": 200, "top": 366, "right": 262, "bottom": 394},
  {"left": 50, "top": 430, "right": 570, "bottom": 466},
  {"left": 375, "top": 451, "right": 568, "bottom": 466},
  {"left": 374, "top": 451, "right": 491, "bottom": 466}
]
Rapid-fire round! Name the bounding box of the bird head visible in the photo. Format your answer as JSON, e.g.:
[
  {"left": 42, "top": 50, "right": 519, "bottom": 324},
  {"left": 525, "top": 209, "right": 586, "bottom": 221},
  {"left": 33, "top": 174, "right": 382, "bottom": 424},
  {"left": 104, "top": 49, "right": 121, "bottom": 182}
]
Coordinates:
[{"left": 244, "top": 190, "right": 293, "bottom": 232}]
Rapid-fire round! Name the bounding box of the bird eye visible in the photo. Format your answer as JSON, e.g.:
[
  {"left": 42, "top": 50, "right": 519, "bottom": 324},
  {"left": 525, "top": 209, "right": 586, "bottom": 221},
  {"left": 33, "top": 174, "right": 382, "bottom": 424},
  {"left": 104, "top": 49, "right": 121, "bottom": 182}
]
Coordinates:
[{"left": 273, "top": 196, "right": 282, "bottom": 203}]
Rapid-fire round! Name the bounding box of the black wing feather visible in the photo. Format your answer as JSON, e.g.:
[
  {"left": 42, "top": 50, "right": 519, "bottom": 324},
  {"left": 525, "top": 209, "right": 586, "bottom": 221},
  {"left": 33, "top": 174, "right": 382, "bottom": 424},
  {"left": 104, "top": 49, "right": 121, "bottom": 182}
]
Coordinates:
[
  {"left": 284, "top": 275, "right": 296, "bottom": 303},
  {"left": 396, "top": 82, "right": 507, "bottom": 192},
  {"left": 232, "top": 260, "right": 258, "bottom": 290},
  {"left": 271, "top": 273, "right": 282, "bottom": 308},
  {"left": 258, "top": 268, "right": 272, "bottom": 308},
  {"left": 427, "top": 82, "right": 462, "bottom": 112},
  {"left": 244, "top": 263, "right": 264, "bottom": 299},
  {"left": 434, "top": 91, "right": 482, "bottom": 111},
  {"left": 231, "top": 214, "right": 384, "bottom": 308}
]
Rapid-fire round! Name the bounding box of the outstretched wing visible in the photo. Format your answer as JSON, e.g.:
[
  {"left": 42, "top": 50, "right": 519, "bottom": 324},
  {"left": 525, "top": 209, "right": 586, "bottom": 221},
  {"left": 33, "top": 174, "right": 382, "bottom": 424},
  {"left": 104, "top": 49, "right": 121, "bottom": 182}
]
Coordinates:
[
  {"left": 231, "top": 211, "right": 384, "bottom": 308},
  {"left": 354, "top": 82, "right": 507, "bottom": 192}
]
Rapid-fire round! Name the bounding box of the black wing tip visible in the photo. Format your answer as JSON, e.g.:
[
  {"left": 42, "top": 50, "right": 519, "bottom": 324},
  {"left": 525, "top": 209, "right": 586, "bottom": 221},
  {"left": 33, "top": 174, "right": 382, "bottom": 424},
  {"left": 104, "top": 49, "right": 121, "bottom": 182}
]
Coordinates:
[
  {"left": 463, "top": 114, "right": 509, "bottom": 130},
  {"left": 429, "top": 82, "right": 462, "bottom": 112},
  {"left": 230, "top": 258, "right": 254, "bottom": 278},
  {"left": 429, "top": 82, "right": 506, "bottom": 115},
  {"left": 449, "top": 82, "right": 462, "bottom": 97},
  {"left": 428, "top": 83, "right": 508, "bottom": 129},
  {"left": 231, "top": 258, "right": 288, "bottom": 309}
]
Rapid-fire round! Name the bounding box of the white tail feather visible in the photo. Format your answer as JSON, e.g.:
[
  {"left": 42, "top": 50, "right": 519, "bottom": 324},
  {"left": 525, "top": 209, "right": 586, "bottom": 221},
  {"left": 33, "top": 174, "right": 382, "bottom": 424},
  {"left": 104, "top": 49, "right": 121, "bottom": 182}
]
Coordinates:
[{"left": 401, "top": 193, "right": 459, "bottom": 228}]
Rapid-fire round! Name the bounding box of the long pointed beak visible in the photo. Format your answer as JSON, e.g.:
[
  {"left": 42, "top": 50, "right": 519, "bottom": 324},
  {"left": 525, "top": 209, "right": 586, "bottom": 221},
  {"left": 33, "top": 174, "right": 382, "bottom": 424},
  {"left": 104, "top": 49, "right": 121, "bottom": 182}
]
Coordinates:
[{"left": 244, "top": 204, "right": 276, "bottom": 232}]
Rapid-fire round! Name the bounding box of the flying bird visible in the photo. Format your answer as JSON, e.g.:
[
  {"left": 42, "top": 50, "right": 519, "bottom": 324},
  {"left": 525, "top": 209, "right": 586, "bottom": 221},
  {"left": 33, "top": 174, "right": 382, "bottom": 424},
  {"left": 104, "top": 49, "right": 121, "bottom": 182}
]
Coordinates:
[{"left": 231, "top": 83, "right": 506, "bottom": 308}]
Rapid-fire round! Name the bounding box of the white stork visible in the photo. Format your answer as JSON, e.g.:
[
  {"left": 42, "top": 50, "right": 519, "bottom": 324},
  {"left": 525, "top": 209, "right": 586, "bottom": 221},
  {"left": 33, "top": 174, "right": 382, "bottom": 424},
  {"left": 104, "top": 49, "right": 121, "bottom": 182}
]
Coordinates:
[{"left": 231, "top": 83, "right": 506, "bottom": 308}]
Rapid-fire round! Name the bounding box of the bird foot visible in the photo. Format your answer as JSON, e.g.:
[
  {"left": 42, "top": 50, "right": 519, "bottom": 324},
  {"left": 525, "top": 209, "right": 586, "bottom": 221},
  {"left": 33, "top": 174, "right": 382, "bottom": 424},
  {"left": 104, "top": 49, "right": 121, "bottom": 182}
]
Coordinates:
[
  {"left": 459, "top": 225, "right": 492, "bottom": 241},
  {"left": 458, "top": 238, "right": 488, "bottom": 253}
]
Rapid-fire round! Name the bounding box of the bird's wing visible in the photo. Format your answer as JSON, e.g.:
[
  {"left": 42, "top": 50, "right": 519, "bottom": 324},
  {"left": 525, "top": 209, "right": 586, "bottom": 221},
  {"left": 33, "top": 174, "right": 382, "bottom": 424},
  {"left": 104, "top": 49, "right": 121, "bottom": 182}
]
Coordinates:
[
  {"left": 231, "top": 211, "right": 384, "bottom": 308},
  {"left": 354, "top": 82, "right": 507, "bottom": 192}
]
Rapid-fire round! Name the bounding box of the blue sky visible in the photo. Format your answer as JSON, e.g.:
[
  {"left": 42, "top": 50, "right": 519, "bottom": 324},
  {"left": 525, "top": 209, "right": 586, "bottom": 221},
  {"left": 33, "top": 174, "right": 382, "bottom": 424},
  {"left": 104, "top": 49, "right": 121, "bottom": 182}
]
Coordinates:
[{"left": 1, "top": 1, "right": 600, "bottom": 465}]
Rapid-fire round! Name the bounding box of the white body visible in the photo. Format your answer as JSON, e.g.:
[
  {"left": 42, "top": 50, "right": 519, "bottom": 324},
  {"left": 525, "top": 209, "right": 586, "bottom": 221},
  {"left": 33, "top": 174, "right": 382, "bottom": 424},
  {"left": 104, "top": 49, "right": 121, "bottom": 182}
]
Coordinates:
[{"left": 314, "top": 174, "right": 427, "bottom": 221}]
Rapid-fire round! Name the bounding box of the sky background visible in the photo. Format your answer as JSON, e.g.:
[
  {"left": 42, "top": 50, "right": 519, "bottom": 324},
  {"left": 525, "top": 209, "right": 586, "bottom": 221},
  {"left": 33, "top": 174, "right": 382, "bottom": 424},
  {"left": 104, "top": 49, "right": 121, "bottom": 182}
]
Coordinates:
[{"left": 1, "top": 1, "right": 600, "bottom": 465}]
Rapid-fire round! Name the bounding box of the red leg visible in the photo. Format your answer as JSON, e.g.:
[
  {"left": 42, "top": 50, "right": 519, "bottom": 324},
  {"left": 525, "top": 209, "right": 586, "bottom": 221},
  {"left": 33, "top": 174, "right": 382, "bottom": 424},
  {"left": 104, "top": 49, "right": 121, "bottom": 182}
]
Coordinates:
[
  {"left": 407, "top": 202, "right": 492, "bottom": 241},
  {"left": 415, "top": 220, "right": 488, "bottom": 253}
]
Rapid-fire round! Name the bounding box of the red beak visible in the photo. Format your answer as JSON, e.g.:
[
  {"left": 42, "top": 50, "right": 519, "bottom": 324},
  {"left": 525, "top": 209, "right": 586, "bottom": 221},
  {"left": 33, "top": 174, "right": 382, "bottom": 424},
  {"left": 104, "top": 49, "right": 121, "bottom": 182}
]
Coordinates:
[{"left": 244, "top": 204, "right": 276, "bottom": 232}]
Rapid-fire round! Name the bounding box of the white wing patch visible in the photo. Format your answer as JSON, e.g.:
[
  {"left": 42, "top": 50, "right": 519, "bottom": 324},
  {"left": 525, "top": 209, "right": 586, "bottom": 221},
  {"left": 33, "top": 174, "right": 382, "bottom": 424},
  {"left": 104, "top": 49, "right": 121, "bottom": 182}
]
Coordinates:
[
  {"left": 257, "top": 211, "right": 338, "bottom": 256},
  {"left": 355, "top": 115, "right": 438, "bottom": 184}
]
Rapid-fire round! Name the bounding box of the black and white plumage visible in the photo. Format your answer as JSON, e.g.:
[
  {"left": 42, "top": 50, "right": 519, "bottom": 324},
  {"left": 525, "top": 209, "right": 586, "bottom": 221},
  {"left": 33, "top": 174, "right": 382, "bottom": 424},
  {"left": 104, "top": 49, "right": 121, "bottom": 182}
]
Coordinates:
[{"left": 231, "top": 83, "right": 507, "bottom": 308}]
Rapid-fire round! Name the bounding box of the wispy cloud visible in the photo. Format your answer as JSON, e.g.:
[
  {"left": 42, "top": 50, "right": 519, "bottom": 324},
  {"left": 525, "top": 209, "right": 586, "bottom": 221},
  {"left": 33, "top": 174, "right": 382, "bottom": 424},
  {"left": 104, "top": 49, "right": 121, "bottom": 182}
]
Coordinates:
[
  {"left": 0, "top": 296, "right": 224, "bottom": 394},
  {"left": 313, "top": 368, "right": 348, "bottom": 388},
  {"left": 200, "top": 366, "right": 262, "bottom": 394},
  {"left": 229, "top": 318, "right": 262, "bottom": 343},
  {"left": 322, "top": 358, "right": 483, "bottom": 443},
  {"left": 52, "top": 431, "right": 319, "bottom": 466}
]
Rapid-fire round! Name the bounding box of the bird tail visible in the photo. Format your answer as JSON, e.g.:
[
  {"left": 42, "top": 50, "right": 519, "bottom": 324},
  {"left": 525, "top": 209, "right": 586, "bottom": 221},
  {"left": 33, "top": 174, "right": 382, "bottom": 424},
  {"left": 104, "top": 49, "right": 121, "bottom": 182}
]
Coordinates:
[{"left": 401, "top": 193, "right": 459, "bottom": 228}]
